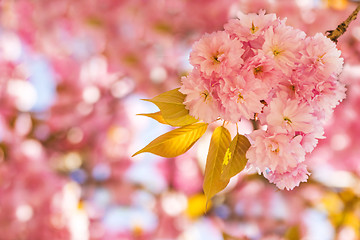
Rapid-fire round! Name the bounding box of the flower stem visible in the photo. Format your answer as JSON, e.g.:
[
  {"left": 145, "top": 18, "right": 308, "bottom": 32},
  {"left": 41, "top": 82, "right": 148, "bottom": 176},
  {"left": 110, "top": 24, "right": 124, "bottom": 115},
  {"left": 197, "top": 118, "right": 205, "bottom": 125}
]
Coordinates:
[{"left": 327, "top": 4, "right": 360, "bottom": 43}]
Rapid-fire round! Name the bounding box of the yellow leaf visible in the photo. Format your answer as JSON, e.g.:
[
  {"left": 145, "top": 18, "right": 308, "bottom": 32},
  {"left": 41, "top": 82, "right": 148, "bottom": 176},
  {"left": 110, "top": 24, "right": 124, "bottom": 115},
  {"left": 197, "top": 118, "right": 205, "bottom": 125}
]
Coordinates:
[
  {"left": 203, "top": 126, "right": 231, "bottom": 200},
  {"left": 185, "top": 194, "right": 211, "bottom": 218},
  {"left": 137, "top": 112, "right": 168, "bottom": 125},
  {"left": 132, "top": 123, "right": 207, "bottom": 158},
  {"left": 221, "top": 133, "right": 250, "bottom": 181},
  {"left": 144, "top": 88, "right": 198, "bottom": 126}
]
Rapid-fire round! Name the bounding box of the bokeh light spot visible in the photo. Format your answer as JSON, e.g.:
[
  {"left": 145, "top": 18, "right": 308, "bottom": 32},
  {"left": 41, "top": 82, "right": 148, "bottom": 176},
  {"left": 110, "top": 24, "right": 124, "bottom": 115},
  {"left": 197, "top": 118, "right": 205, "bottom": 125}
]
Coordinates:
[
  {"left": 21, "top": 139, "right": 43, "bottom": 159},
  {"left": 82, "top": 86, "right": 101, "bottom": 104},
  {"left": 110, "top": 77, "right": 135, "bottom": 98},
  {"left": 77, "top": 102, "right": 93, "bottom": 115},
  {"left": 331, "top": 133, "right": 350, "bottom": 151},
  {"left": 150, "top": 66, "right": 167, "bottom": 83},
  {"left": 67, "top": 127, "right": 84, "bottom": 144},
  {"left": 16, "top": 204, "right": 33, "bottom": 222},
  {"left": 64, "top": 152, "right": 82, "bottom": 171},
  {"left": 161, "top": 192, "right": 187, "bottom": 216},
  {"left": 7, "top": 79, "right": 37, "bottom": 111}
]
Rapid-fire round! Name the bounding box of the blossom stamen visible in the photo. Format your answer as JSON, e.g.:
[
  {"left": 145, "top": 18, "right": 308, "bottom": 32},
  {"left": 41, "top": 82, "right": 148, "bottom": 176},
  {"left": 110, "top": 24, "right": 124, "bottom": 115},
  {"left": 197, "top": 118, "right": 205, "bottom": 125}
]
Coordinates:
[
  {"left": 213, "top": 55, "right": 220, "bottom": 63},
  {"left": 200, "top": 90, "right": 211, "bottom": 103},
  {"left": 250, "top": 22, "right": 259, "bottom": 34},
  {"left": 268, "top": 143, "right": 280, "bottom": 154},
  {"left": 272, "top": 48, "right": 282, "bottom": 56},
  {"left": 212, "top": 52, "right": 223, "bottom": 64},
  {"left": 237, "top": 92, "right": 245, "bottom": 103},
  {"left": 290, "top": 85, "right": 296, "bottom": 92},
  {"left": 317, "top": 53, "right": 326, "bottom": 63},
  {"left": 283, "top": 116, "right": 292, "bottom": 124}
]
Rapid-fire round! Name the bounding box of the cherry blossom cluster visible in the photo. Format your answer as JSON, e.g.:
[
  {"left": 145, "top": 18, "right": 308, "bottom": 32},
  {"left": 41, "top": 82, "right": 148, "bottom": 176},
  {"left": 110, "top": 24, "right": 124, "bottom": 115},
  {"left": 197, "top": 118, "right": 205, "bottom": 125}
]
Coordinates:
[{"left": 180, "top": 11, "right": 346, "bottom": 190}]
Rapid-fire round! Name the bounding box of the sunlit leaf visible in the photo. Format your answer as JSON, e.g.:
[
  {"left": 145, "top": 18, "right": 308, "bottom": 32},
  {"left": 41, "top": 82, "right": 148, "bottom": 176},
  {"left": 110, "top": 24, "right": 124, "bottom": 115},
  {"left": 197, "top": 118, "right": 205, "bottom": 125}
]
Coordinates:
[
  {"left": 221, "top": 133, "right": 251, "bottom": 181},
  {"left": 203, "top": 126, "right": 231, "bottom": 201},
  {"left": 143, "top": 88, "right": 198, "bottom": 126},
  {"left": 132, "top": 123, "right": 207, "bottom": 158},
  {"left": 137, "top": 112, "right": 168, "bottom": 125}
]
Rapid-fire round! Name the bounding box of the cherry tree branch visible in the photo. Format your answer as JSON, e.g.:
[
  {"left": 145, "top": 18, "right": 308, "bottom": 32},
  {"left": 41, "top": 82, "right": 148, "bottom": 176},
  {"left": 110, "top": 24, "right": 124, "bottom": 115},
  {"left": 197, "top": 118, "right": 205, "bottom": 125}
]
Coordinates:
[{"left": 327, "top": 4, "right": 360, "bottom": 43}]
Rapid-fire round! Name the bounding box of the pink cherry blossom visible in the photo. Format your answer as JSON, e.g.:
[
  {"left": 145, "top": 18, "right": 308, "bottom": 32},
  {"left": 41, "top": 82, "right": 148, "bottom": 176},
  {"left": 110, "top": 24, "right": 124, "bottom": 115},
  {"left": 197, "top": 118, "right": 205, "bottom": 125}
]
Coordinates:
[
  {"left": 0, "top": 0, "right": 359, "bottom": 239},
  {"left": 244, "top": 52, "right": 284, "bottom": 89},
  {"left": 265, "top": 163, "right": 310, "bottom": 190},
  {"left": 295, "top": 121, "right": 325, "bottom": 153},
  {"left": 301, "top": 33, "right": 344, "bottom": 78},
  {"left": 261, "top": 23, "right": 306, "bottom": 75},
  {"left": 217, "top": 73, "right": 268, "bottom": 122},
  {"left": 225, "top": 10, "right": 278, "bottom": 40},
  {"left": 179, "top": 10, "right": 346, "bottom": 191},
  {"left": 179, "top": 69, "right": 222, "bottom": 123},
  {"left": 189, "top": 31, "right": 245, "bottom": 76},
  {"left": 312, "top": 77, "right": 347, "bottom": 121},
  {"left": 261, "top": 93, "right": 315, "bottom": 134},
  {"left": 246, "top": 130, "right": 306, "bottom": 174}
]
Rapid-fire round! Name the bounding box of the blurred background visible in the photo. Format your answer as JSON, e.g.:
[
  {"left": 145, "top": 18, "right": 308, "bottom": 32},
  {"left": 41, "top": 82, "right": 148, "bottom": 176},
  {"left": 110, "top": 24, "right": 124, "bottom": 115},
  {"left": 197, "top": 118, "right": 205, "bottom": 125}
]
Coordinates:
[{"left": 1, "top": 0, "right": 360, "bottom": 239}]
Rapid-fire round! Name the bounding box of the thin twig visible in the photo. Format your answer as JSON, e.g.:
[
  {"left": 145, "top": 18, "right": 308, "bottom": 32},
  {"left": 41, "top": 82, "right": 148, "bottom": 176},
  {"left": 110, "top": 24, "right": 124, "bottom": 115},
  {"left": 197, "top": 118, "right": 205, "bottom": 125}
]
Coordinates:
[{"left": 326, "top": 4, "right": 360, "bottom": 43}]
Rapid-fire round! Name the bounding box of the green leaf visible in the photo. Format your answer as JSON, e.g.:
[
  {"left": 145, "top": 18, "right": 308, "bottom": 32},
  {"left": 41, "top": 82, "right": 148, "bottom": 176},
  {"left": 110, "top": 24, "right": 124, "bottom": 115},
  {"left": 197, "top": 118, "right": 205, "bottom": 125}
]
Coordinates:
[
  {"left": 221, "top": 133, "right": 251, "bottom": 181},
  {"left": 137, "top": 112, "right": 168, "bottom": 125},
  {"left": 203, "top": 126, "right": 231, "bottom": 201},
  {"left": 132, "top": 123, "right": 207, "bottom": 158},
  {"left": 144, "top": 88, "right": 198, "bottom": 126}
]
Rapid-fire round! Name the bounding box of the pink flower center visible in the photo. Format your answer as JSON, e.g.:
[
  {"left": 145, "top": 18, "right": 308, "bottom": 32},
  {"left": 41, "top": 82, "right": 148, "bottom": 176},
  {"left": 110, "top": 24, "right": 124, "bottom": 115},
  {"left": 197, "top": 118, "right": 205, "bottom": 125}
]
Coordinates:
[
  {"left": 212, "top": 52, "right": 223, "bottom": 64},
  {"left": 253, "top": 66, "right": 263, "bottom": 75},
  {"left": 268, "top": 143, "right": 280, "bottom": 154},
  {"left": 272, "top": 47, "right": 283, "bottom": 56},
  {"left": 290, "top": 85, "right": 296, "bottom": 92}
]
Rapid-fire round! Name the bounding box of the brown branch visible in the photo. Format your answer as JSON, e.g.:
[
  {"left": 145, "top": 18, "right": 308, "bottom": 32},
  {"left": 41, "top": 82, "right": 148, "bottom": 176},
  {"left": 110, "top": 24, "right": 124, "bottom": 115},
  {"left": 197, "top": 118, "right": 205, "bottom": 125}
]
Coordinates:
[{"left": 326, "top": 4, "right": 360, "bottom": 43}]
